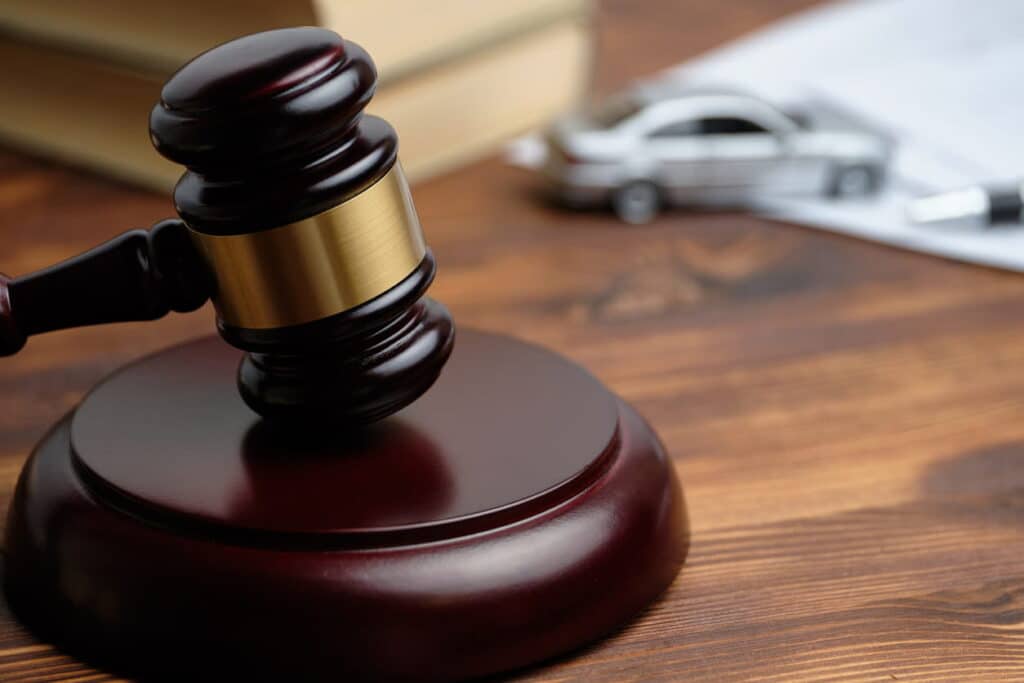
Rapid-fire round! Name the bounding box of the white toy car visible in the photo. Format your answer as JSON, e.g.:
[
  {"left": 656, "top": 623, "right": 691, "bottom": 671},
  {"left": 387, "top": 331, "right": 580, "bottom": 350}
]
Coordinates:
[{"left": 541, "top": 87, "right": 891, "bottom": 223}]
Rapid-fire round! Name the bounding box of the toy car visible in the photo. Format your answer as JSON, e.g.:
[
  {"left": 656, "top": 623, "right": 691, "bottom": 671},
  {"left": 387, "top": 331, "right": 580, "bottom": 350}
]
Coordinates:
[{"left": 541, "top": 87, "right": 892, "bottom": 223}]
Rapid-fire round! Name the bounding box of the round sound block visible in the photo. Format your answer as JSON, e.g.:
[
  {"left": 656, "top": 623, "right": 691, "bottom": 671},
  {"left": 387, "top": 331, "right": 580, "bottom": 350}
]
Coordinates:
[{"left": 5, "top": 329, "right": 688, "bottom": 681}]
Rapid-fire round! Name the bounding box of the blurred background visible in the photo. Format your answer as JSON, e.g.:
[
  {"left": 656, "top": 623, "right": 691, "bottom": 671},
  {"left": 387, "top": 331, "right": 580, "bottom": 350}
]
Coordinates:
[
  {"left": 0, "top": 0, "right": 812, "bottom": 189},
  {"left": 3, "top": 0, "right": 1020, "bottom": 277},
  {"left": 0, "top": 0, "right": 598, "bottom": 188}
]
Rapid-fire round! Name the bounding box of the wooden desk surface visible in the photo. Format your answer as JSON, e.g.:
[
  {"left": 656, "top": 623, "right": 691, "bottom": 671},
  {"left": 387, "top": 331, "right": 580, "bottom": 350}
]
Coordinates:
[{"left": 2, "top": 1, "right": 1023, "bottom": 680}]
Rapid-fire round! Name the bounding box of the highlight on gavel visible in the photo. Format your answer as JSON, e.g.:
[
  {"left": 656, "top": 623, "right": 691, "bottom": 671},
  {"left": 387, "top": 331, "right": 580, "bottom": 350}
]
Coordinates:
[{"left": 0, "top": 27, "right": 687, "bottom": 681}]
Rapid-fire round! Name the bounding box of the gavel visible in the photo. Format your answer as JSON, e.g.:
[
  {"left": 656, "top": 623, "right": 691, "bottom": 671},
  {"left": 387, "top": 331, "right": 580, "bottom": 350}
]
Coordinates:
[
  {"left": 1, "top": 26, "right": 687, "bottom": 682},
  {"left": 0, "top": 27, "right": 454, "bottom": 423}
]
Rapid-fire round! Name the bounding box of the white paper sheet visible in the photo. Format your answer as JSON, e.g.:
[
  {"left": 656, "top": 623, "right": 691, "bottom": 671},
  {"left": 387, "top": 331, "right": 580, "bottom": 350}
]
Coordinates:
[{"left": 670, "top": 0, "right": 1024, "bottom": 271}]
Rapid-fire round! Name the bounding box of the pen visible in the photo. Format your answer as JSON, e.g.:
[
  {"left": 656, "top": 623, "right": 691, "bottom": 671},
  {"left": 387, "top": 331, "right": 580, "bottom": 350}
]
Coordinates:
[{"left": 907, "top": 182, "right": 1024, "bottom": 228}]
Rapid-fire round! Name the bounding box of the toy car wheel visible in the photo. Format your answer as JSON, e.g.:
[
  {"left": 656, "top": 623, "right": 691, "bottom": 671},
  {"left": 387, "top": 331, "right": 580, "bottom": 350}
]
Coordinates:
[
  {"left": 613, "top": 182, "right": 660, "bottom": 224},
  {"left": 828, "top": 165, "right": 880, "bottom": 197}
]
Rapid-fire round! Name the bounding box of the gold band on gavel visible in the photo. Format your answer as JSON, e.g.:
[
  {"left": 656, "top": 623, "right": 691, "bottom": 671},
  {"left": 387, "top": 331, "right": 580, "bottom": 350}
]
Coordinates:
[{"left": 187, "top": 163, "right": 426, "bottom": 329}]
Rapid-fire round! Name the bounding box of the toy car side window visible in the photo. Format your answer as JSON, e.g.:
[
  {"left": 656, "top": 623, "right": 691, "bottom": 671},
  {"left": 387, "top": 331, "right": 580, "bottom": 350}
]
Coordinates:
[
  {"left": 697, "top": 117, "right": 768, "bottom": 134},
  {"left": 648, "top": 121, "right": 699, "bottom": 138}
]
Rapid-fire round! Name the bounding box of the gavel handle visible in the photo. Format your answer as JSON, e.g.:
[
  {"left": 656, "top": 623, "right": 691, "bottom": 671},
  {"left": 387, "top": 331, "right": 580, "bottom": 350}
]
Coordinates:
[{"left": 0, "top": 219, "right": 210, "bottom": 356}]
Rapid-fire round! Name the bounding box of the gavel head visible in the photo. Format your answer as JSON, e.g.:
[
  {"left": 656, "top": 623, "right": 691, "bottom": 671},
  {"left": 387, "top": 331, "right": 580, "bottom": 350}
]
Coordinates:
[{"left": 149, "top": 27, "right": 454, "bottom": 424}]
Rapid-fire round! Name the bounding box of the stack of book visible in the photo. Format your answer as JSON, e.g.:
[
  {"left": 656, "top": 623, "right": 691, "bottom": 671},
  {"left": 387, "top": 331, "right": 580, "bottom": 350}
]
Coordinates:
[{"left": 0, "top": 0, "right": 592, "bottom": 190}]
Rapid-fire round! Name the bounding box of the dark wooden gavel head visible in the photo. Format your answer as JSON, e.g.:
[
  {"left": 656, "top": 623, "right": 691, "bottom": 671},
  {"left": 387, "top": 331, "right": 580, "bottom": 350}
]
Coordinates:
[{"left": 0, "top": 27, "right": 455, "bottom": 425}]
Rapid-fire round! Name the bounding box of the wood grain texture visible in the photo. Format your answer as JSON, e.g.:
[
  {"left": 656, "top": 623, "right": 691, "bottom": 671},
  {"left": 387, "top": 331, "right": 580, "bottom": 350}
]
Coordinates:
[{"left": 2, "top": 0, "right": 1023, "bottom": 680}]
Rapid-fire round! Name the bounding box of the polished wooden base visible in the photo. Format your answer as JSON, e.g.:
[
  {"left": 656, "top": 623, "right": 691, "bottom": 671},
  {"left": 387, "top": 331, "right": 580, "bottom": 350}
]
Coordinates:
[{"left": 4, "top": 330, "right": 688, "bottom": 681}]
